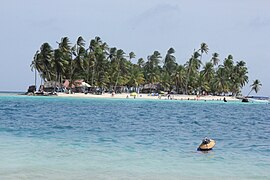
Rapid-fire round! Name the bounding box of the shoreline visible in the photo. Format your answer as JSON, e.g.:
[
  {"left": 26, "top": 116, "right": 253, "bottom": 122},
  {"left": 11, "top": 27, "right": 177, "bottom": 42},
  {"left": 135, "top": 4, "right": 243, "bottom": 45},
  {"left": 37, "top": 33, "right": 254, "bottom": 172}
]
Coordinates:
[{"left": 56, "top": 92, "right": 238, "bottom": 102}]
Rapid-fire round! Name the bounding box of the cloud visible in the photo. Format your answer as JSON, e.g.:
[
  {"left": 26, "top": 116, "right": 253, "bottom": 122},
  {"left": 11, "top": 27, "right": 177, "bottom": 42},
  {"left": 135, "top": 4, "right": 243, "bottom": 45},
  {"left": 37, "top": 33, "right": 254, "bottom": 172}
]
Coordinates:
[
  {"left": 249, "top": 16, "right": 270, "bottom": 28},
  {"left": 30, "top": 18, "right": 58, "bottom": 29},
  {"left": 128, "top": 3, "right": 181, "bottom": 29}
]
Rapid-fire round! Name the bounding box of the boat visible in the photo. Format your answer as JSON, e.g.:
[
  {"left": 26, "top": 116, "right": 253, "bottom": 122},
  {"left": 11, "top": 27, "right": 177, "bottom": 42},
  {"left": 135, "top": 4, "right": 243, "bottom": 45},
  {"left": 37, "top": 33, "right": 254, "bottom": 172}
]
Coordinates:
[
  {"left": 241, "top": 96, "right": 269, "bottom": 103},
  {"left": 197, "top": 137, "right": 216, "bottom": 151}
]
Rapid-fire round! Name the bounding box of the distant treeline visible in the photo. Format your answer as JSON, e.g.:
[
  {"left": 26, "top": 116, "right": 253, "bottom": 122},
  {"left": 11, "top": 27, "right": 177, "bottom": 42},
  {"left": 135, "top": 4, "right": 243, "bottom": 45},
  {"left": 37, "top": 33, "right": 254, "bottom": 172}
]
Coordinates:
[{"left": 31, "top": 36, "right": 257, "bottom": 95}]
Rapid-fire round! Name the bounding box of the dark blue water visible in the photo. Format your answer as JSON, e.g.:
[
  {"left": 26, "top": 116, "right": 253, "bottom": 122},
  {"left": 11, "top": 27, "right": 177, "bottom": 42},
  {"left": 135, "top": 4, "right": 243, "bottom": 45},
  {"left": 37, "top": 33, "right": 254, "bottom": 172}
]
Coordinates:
[{"left": 0, "top": 94, "right": 269, "bottom": 179}]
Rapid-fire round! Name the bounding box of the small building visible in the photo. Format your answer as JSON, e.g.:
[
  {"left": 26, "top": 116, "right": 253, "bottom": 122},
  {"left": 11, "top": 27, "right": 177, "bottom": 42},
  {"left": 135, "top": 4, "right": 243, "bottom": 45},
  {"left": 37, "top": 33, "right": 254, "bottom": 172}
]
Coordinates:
[{"left": 141, "top": 83, "right": 162, "bottom": 93}]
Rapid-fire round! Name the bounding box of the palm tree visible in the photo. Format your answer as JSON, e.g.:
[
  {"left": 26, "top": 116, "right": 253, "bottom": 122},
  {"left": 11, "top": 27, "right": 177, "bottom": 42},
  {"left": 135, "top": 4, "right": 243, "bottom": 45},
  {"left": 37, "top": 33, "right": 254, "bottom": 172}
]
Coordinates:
[
  {"left": 172, "top": 65, "right": 186, "bottom": 94},
  {"left": 88, "top": 39, "right": 99, "bottom": 86},
  {"left": 184, "top": 51, "right": 201, "bottom": 94},
  {"left": 58, "top": 37, "right": 72, "bottom": 86},
  {"left": 73, "top": 46, "right": 86, "bottom": 75},
  {"left": 52, "top": 49, "right": 66, "bottom": 84},
  {"left": 32, "top": 37, "right": 254, "bottom": 96},
  {"left": 145, "top": 51, "right": 162, "bottom": 85},
  {"left": 160, "top": 71, "right": 171, "bottom": 91},
  {"left": 128, "top": 52, "right": 136, "bottom": 61},
  {"left": 199, "top": 42, "right": 209, "bottom": 63},
  {"left": 213, "top": 67, "right": 229, "bottom": 95},
  {"left": 86, "top": 37, "right": 109, "bottom": 87},
  {"left": 211, "top": 52, "right": 220, "bottom": 66},
  {"left": 223, "top": 55, "right": 234, "bottom": 70},
  {"left": 30, "top": 51, "right": 40, "bottom": 89},
  {"left": 230, "top": 61, "right": 248, "bottom": 95},
  {"left": 114, "top": 49, "right": 125, "bottom": 91},
  {"left": 39, "top": 42, "right": 53, "bottom": 81},
  {"left": 128, "top": 64, "right": 145, "bottom": 92},
  {"left": 217, "top": 55, "right": 234, "bottom": 94},
  {"left": 137, "top": 58, "right": 145, "bottom": 68},
  {"left": 94, "top": 39, "right": 109, "bottom": 90},
  {"left": 164, "top": 47, "right": 177, "bottom": 76},
  {"left": 201, "top": 62, "right": 214, "bottom": 93},
  {"left": 196, "top": 72, "right": 210, "bottom": 93},
  {"left": 76, "top": 36, "right": 85, "bottom": 47},
  {"left": 247, "top": 79, "right": 262, "bottom": 96},
  {"left": 71, "top": 37, "right": 86, "bottom": 79}
]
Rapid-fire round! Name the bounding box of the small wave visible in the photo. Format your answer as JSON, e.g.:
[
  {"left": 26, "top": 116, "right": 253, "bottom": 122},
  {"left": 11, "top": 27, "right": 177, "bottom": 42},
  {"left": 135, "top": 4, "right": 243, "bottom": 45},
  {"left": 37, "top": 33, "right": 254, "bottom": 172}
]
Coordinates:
[
  {"left": 52, "top": 125, "right": 73, "bottom": 129},
  {"left": 0, "top": 127, "right": 15, "bottom": 132},
  {"left": 191, "top": 120, "right": 201, "bottom": 126},
  {"left": 97, "top": 137, "right": 118, "bottom": 143}
]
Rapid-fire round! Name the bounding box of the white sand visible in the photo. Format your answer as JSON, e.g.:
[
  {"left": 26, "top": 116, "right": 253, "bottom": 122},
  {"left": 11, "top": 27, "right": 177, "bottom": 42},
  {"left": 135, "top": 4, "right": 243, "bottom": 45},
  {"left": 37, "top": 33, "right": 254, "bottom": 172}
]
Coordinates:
[{"left": 56, "top": 92, "right": 238, "bottom": 101}]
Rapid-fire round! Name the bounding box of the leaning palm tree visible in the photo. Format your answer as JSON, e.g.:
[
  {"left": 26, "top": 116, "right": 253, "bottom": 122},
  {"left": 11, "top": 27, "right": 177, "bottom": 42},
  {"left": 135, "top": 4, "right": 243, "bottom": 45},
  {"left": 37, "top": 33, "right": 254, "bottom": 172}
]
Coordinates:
[
  {"left": 30, "top": 51, "right": 40, "bottom": 89},
  {"left": 247, "top": 79, "right": 262, "bottom": 96}
]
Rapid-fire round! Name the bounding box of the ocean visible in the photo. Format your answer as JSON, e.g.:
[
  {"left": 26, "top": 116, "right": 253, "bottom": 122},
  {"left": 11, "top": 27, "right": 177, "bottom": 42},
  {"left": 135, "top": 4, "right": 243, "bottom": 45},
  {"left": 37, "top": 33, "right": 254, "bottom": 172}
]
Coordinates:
[{"left": 0, "top": 93, "right": 269, "bottom": 179}]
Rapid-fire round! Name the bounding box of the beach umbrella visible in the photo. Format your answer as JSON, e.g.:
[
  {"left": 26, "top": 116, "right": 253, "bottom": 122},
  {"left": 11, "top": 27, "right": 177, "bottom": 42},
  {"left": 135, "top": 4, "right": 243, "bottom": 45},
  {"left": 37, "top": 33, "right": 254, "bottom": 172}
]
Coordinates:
[{"left": 130, "top": 92, "right": 137, "bottom": 96}]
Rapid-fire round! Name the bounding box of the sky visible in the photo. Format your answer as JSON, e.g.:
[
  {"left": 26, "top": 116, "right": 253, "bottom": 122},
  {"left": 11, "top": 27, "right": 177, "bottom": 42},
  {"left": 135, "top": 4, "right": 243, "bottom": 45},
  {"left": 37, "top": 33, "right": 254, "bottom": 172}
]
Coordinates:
[{"left": 0, "top": 0, "right": 269, "bottom": 96}]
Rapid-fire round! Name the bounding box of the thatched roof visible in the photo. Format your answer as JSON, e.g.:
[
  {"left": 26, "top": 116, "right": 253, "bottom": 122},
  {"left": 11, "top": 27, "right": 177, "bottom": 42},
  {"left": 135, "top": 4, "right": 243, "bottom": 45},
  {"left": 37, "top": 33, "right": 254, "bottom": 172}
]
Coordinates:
[{"left": 143, "top": 83, "right": 158, "bottom": 89}]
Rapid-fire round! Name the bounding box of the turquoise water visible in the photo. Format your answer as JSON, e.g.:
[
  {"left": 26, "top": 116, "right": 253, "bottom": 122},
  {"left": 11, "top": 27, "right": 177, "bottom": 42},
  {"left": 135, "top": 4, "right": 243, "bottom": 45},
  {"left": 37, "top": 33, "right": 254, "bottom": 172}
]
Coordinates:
[{"left": 0, "top": 94, "right": 269, "bottom": 179}]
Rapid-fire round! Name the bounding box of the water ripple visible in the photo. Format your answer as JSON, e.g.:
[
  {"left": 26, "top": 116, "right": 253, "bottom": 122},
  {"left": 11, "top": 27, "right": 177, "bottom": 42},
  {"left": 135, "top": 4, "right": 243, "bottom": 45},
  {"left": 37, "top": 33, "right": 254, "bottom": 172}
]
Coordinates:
[{"left": 0, "top": 95, "right": 269, "bottom": 178}]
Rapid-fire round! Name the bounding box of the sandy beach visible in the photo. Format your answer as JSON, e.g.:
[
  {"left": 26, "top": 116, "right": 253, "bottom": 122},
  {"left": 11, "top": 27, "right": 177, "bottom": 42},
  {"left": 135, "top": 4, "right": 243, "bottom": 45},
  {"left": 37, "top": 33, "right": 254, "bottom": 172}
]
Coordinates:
[{"left": 56, "top": 92, "right": 238, "bottom": 101}]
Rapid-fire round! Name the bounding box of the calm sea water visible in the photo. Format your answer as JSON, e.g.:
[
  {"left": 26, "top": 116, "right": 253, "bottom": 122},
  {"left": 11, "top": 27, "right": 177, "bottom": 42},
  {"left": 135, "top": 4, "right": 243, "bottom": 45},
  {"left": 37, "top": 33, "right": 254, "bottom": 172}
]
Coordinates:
[{"left": 0, "top": 93, "right": 269, "bottom": 179}]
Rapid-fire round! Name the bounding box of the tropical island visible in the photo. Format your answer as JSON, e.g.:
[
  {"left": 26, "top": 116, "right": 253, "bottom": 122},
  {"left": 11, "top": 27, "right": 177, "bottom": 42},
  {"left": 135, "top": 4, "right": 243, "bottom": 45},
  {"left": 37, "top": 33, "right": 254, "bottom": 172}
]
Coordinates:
[{"left": 29, "top": 36, "right": 263, "bottom": 101}]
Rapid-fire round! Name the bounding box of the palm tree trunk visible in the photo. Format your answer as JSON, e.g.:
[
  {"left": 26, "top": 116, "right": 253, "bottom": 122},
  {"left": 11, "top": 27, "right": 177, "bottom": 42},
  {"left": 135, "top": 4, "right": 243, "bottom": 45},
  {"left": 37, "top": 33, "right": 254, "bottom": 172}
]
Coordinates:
[
  {"left": 246, "top": 89, "right": 253, "bottom": 97},
  {"left": 91, "top": 66, "right": 95, "bottom": 86},
  {"left": 34, "top": 68, "right": 37, "bottom": 91},
  {"left": 185, "top": 70, "right": 190, "bottom": 95},
  {"left": 176, "top": 80, "right": 179, "bottom": 94},
  {"left": 114, "top": 70, "right": 120, "bottom": 91},
  {"left": 40, "top": 73, "right": 43, "bottom": 88},
  {"left": 87, "top": 60, "right": 90, "bottom": 83},
  {"left": 69, "top": 61, "right": 73, "bottom": 89}
]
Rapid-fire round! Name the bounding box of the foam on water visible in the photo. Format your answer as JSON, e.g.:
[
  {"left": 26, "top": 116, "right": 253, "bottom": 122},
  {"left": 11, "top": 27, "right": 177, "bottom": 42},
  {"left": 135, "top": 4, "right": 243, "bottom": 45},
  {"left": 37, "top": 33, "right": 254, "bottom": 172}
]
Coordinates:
[{"left": 0, "top": 94, "right": 269, "bottom": 179}]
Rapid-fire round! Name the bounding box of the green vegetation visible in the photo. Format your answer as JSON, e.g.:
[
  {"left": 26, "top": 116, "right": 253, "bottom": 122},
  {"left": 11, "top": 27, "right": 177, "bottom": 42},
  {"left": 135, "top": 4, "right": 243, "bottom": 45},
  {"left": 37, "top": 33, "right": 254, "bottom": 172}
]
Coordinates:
[
  {"left": 31, "top": 36, "right": 258, "bottom": 95},
  {"left": 247, "top": 79, "right": 262, "bottom": 96}
]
